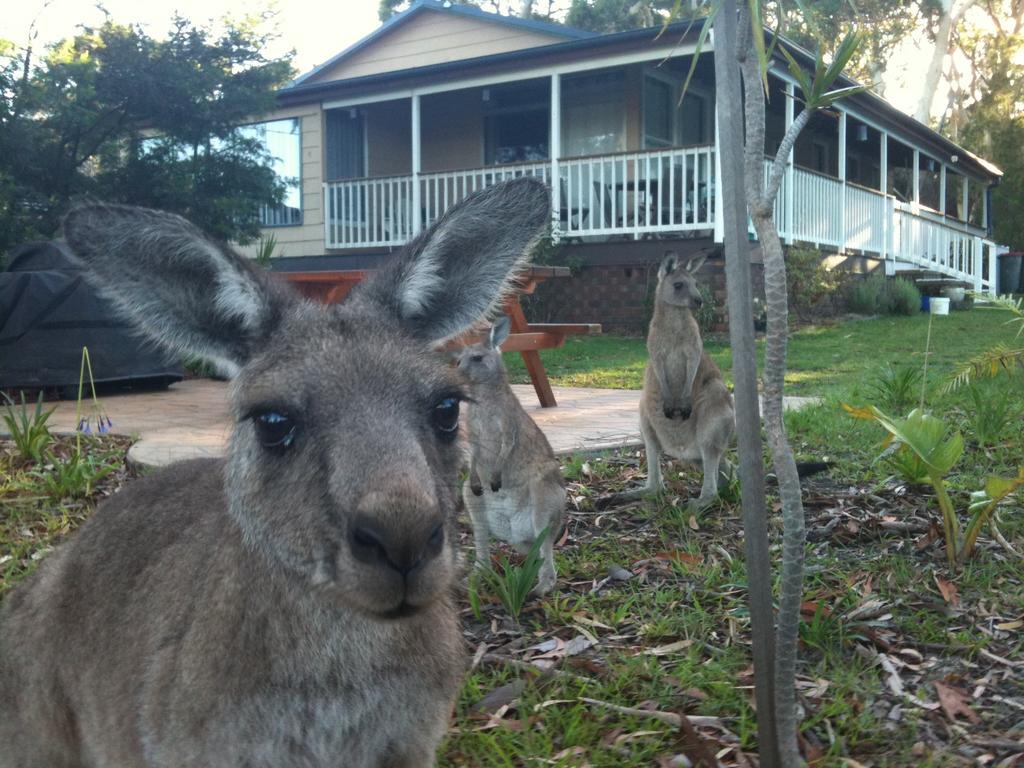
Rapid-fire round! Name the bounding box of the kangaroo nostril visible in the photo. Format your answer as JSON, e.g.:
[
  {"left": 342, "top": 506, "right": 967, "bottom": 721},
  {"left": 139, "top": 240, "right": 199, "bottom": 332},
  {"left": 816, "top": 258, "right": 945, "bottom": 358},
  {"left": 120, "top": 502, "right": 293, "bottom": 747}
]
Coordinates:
[
  {"left": 426, "top": 522, "right": 444, "bottom": 559},
  {"left": 350, "top": 523, "right": 387, "bottom": 566}
]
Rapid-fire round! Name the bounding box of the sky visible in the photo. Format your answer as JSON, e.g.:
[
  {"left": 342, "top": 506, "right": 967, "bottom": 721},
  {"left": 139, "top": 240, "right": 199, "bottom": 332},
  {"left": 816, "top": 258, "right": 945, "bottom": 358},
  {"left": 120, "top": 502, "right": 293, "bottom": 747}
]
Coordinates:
[
  {"left": 4, "top": 0, "right": 382, "bottom": 81},
  {"left": 5, "top": 0, "right": 936, "bottom": 118}
]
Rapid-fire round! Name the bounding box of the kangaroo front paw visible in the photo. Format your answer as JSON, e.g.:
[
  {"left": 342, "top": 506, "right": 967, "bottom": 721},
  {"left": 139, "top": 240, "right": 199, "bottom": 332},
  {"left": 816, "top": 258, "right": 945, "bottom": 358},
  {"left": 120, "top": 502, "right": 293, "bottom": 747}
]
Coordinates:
[
  {"left": 470, "top": 483, "right": 483, "bottom": 496},
  {"left": 679, "top": 404, "right": 692, "bottom": 420},
  {"left": 663, "top": 404, "right": 677, "bottom": 419},
  {"left": 490, "top": 479, "right": 502, "bottom": 492}
]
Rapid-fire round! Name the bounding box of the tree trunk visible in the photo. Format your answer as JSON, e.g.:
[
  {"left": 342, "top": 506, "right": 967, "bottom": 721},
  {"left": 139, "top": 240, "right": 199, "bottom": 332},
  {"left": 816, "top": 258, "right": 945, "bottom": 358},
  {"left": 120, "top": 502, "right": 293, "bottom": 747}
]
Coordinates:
[
  {"left": 916, "top": 0, "right": 975, "bottom": 124},
  {"left": 712, "top": 5, "right": 780, "bottom": 767},
  {"left": 737, "top": 8, "right": 811, "bottom": 765}
]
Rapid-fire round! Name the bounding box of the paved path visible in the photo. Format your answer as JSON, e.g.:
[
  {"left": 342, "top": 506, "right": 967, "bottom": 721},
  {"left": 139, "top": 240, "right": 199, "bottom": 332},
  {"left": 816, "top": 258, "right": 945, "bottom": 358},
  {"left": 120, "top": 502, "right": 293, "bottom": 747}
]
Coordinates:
[{"left": 43, "top": 379, "right": 820, "bottom": 468}]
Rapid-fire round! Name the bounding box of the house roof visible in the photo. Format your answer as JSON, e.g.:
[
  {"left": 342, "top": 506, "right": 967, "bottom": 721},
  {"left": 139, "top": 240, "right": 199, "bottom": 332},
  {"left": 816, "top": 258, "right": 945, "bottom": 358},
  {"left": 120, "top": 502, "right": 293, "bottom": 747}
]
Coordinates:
[
  {"left": 289, "top": 0, "right": 594, "bottom": 88},
  {"left": 281, "top": 10, "right": 1002, "bottom": 184}
]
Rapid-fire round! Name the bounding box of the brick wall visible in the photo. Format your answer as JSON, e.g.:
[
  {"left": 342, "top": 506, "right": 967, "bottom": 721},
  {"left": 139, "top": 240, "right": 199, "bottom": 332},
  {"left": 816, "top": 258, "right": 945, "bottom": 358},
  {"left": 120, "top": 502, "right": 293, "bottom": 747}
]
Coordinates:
[{"left": 523, "top": 256, "right": 764, "bottom": 336}]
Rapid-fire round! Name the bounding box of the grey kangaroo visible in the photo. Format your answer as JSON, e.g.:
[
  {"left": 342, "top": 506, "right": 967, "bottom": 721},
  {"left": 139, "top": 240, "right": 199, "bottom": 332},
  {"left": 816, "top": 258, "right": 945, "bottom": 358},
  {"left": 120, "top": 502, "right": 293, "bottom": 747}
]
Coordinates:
[
  {"left": 456, "top": 316, "right": 565, "bottom": 595},
  {"left": 0, "top": 178, "right": 550, "bottom": 767},
  {"left": 616, "top": 252, "right": 735, "bottom": 508}
]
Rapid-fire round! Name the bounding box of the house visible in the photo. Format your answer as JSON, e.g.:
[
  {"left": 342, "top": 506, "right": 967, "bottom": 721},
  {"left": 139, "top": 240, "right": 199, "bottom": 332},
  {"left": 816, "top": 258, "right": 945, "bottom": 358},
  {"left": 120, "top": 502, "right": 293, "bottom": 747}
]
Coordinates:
[{"left": 239, "top": 0, "right": 1003, "bottom": 331}]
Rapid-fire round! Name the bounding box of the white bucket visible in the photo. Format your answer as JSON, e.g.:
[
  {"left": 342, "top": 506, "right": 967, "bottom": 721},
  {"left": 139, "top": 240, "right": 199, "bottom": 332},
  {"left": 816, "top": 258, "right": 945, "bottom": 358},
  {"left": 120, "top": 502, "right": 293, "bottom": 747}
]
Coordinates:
[{"left": 930, "top": 297, "right": 950, "bottom": 315}]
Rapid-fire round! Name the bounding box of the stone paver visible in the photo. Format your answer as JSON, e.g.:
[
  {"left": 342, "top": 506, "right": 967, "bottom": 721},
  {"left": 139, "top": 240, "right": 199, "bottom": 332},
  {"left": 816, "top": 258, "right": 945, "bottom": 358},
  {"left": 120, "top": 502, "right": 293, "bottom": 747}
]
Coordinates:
[{"left": 43, "top": 378, "right": 820, "bottom": 468}]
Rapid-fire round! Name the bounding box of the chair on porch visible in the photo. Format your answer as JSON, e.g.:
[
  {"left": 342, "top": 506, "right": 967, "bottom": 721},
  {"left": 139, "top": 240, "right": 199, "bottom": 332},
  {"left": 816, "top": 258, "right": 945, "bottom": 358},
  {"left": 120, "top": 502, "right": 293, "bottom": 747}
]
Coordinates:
[{"left": 559, "top": 177, "right": 590, "bottom": 231}]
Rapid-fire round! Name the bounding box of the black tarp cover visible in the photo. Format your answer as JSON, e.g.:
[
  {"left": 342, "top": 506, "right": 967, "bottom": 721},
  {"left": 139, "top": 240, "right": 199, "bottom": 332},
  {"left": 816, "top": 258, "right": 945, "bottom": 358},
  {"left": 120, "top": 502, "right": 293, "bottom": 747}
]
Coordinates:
[{"left": 0, "top": 241, "right": 182, "bottom": 390}]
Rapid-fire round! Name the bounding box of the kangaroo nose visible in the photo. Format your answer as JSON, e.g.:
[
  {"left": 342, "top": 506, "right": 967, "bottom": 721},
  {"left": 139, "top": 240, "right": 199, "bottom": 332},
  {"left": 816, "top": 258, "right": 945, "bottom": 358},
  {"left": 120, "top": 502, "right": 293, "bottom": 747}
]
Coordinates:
[
  {"left": 349, "top": 516, "right": 444, "bottom": 575},
  {"left": 693, "top": 296, "right": 703, "bottom": 308}
]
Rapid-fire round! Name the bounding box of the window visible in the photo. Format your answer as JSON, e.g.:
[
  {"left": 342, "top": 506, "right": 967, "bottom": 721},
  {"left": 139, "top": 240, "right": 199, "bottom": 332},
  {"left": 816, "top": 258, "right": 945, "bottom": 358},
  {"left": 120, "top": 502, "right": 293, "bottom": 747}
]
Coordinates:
[
  {"left": 325, "top": 109, "right": 366, "bottom": 180},
  {"left": 240, "top": 118, "right": 302, "bottom": 227},
  {"left": 483, "top": 80, "right": 549, "bottom": 164},
  {"left": 562, "top": 71, "right": 625, "bottom": 157},
  {"left": 643, "top": 75, "right": 674, "bottom": 148}
]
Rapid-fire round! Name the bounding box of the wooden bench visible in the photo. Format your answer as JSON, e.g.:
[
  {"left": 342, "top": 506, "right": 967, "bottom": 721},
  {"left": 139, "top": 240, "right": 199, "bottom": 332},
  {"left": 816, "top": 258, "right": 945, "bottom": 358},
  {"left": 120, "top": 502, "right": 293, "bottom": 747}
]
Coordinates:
[{"left": 277, "top": 266, "right": 600, "bottom": 408}]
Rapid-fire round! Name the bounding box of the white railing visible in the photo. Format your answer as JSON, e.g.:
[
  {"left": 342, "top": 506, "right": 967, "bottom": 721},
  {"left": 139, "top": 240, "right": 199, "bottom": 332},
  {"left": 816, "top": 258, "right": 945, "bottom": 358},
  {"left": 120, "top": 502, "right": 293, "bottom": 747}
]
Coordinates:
[
  {"left": 558, "top": 146, "right": 715, "bottom": 237},
  {"left": 420, "top": 161, "right": 550, "bottom": 229},
  {"left": 324, "top": 175, "right": 415, "bottom": 248},
  {"left": 323, "top": 147, "right": 991, "bottom": 291}
]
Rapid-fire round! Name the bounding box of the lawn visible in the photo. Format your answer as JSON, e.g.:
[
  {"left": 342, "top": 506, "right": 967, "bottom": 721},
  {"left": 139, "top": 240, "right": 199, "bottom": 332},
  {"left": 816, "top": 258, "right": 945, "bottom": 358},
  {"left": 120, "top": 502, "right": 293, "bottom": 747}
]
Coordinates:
[
  {"left": 2, "top": 307, "right": 1022, "bottom": 766},
  {"left": 506, "top": 307, "right": 1017, "bottom": 398}
]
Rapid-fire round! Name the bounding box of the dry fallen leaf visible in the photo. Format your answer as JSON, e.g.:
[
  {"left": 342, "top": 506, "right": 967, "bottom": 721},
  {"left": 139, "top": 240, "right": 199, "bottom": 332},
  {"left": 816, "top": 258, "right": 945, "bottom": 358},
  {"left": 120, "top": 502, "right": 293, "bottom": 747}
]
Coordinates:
[
  {"left": 934, "top": 575, "right": 960, "bottom": 606},
  {"left": 934, "top": 680, "right": 981, "bottom": 724},
  {"left": 656, "top": 550, "right": 703, "bottom": 567}
]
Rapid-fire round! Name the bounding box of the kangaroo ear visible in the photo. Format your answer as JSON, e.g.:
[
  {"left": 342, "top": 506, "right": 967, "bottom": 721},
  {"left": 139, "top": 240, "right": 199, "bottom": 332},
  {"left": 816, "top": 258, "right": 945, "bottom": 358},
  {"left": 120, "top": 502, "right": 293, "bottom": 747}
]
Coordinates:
[
  {"left": 489, "top": 315, "right": 511, "bottom": 350},
  {"left": 63, "top": 203, "right": 292, "bottom": 377},
  {"left": 686, "top": 254, "right": 708, "bottom": 274},
  {"left": 352, "top": 177, "right": 549, "bottom": 343},
  {"left": 658, "top": 251, "right": 678, "bottom": 281}
]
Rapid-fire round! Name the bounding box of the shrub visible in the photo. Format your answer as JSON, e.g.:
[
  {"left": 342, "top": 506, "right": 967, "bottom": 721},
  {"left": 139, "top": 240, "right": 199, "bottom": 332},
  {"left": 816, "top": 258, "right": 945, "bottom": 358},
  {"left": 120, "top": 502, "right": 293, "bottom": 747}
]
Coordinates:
[
  {"left": 785, "top": 246, "right": 834, "bottom": 318},
  {"left": 845, "top": 274, "right": 921, "bottom": 316},
  {"left": 885, "top": 278, "right": 922, "bottom": 316},
  {"left": 846, "top": 274, "right": 885, "bottom": 314}
]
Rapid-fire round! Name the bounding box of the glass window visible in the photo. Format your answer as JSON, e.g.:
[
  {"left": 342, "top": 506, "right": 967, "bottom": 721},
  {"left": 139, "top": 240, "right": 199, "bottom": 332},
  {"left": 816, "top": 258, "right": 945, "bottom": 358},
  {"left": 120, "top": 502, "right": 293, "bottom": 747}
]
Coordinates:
[
  {"left": 483, "top": 80, "right": 549, "bottom": 164},
  {"left": 918, "top": 153, "right": 941, "bottom": 211},
  {"left": 945, "top": 170, "right": 964, "bottom": 220},
  {"left": 643, "top": 76, "right": 673, "bottom": 148},
  {"left": 562, "top": 71, "right": 626, "bottom": 157},
  {"left": 239, "top": 118, "right": 302, "bottom": 226}
]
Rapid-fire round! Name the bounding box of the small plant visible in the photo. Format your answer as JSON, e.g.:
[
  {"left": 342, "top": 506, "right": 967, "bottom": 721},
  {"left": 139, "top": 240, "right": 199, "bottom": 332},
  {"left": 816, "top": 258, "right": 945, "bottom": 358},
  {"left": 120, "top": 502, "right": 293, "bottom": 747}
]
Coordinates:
[
  {"left": 845, "top": 404, "right": 1021, "bottom": 569},
  {"left": 34, "top": 450, "right": 119, "bottom": 500},
  {"left": 253, "top": 232, "right": 278, "bottom": 268},
  {"left": 2, "top": 392, "right": 55, "bottom": 463},
  {"left": 964, "top": 379, "right": 1020, "bottom": 446},
  {"left": 866, "top": 364, "right": 922, "bottom": 413},
  {"left": 470, "top": 526, "right": 551, "bottom": 620}
]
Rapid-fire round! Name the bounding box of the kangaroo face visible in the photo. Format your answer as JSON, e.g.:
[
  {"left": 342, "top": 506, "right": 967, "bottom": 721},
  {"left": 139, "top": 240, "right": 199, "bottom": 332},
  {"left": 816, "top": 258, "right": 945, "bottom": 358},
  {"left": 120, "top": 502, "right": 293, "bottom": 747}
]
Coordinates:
[
  {"left": 657, "top": 251, "right": 707, "bottom": 311},
  {"left": 227, "top": 308, "right": 465, "bottom": 619}
]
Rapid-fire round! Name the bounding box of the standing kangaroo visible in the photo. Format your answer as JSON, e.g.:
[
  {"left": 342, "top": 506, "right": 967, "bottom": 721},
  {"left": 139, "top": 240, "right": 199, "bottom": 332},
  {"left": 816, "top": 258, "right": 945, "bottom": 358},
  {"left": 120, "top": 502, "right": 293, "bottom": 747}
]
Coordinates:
[
  {"left": 616, "top": 252, "right": 735, "bottom": 508},
  {"left": 457, "top": 316, "right": 565, "bottom": 595},
  {"left": 0, "top": 179, "right": 550, "bottom": 767}
]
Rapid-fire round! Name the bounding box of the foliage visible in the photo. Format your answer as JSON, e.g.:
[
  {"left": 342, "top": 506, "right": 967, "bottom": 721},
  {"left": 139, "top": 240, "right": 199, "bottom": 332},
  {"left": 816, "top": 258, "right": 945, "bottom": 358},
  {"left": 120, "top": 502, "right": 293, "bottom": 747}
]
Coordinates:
[
  {"left": 865, "top": 363, "right": 922, "bottom": 413},
  {"left": 784, "top": 246, "right": 834, "bottom": 318},
  {"left": 0, "top": 15, "right": 293, "bottom": 256},
  {"left": 946, "top": 295, "right": 1024, "bottom": 390},
  {"left": 254, "top": 232, "right": 279, "bottom": 269},
  {"left": 470, "top": 527, "right": 551, "bottom": 620},
  {"left": 1, "top": 392, "right": 55, "bottom": 463},
  {"left": 695, "top": 282, "right": 717, "bottom": 334},
  {"left": 846, "top": 404, "right": 1022, "bottom": 569},
  {"left": 32, "top": 448, "right": 120, "bottom": 500},
  {"left": 963, "top": 378, "right": 1021, "bottom": 445},
  {"left": 846, "top": 274, "right": 921, "bottom": 316},
  {"left": 886, "top": 278, "right": 922, "bottom": 316}
]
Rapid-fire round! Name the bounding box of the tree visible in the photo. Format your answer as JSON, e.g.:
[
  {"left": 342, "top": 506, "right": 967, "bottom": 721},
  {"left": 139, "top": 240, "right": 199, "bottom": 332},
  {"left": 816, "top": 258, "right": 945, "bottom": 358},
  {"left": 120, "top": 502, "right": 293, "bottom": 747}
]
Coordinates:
[
  {"left": 379, "top": 0, "right": 546, "bottom": 21},
  {"left": 709, "top": 3, "right": 866, "bottom": 764},
  {"left": 0, "top": 14, "right": 293, "bottom": 257},
  {"left": 942, "top": 0, "right": 1024, "bottom": 249},
  {"left": 566, "top": 0, "right": 685, "bottom": 33}
]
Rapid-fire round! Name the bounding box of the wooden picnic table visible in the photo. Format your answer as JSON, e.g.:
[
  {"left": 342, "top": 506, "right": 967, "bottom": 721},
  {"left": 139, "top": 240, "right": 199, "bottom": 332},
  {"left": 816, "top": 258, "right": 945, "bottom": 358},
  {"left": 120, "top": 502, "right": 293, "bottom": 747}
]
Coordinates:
[{"left": 277, "top": 266, "right": 600, "bottom": 408}]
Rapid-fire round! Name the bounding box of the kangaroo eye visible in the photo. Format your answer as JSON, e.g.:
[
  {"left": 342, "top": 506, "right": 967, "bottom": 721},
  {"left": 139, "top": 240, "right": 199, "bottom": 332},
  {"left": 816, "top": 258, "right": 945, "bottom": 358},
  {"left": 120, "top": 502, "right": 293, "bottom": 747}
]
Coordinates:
[
  {"left": 253, "top": 410, "right": 297, "bottom": 452},
  {"left": 432, "top": 397, "right": 461, "bottom": 438},
  {"left": 471, "top": 355, "right": 484, "bottom": 363}
]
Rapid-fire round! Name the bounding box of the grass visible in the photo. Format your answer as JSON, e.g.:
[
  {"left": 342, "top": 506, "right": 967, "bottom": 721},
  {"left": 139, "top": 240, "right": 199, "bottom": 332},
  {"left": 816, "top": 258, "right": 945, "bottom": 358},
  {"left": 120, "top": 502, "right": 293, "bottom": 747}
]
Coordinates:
[
  {"left": 3, "top": 307, "right": 1023, "bottom": 766},
  {"left": 506, "top": 307, "right": 1016, "bottom": 399}
]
